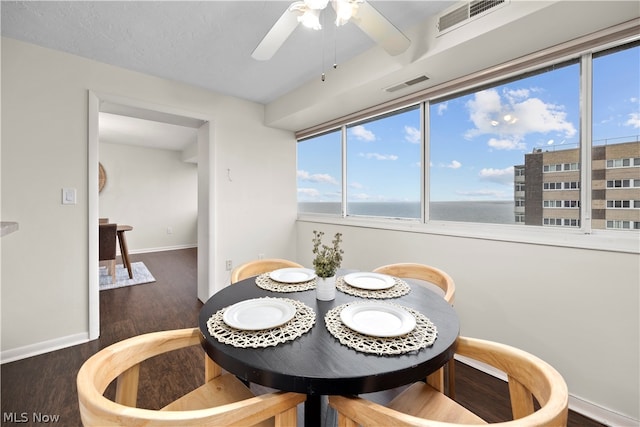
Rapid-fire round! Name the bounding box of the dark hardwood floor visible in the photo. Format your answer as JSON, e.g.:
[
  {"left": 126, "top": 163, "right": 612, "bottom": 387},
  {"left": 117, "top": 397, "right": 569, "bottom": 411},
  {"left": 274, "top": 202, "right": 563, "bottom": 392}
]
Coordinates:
[{"left": 2, "top": 247, "right": 604, "bottom": 426}]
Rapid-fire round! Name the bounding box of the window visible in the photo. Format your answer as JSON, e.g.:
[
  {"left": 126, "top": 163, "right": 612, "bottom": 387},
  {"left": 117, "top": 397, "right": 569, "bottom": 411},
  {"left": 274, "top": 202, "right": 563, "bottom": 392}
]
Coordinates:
[
  {"left": 544, "top": 163, "right": 580, "bottom": 172},
  {"left": 606, "top": 200, "right": 639, "bottom": 209},
  {"left": 593, "top": 43, "right": 640, "bottom": 231},
  {"left": 345, "top": 106, "right": 421, "bottom": 219},
  {"left": 297, "top": 129, "right": 342, "bottom": 215},
  {"left": 429, "top": 60, "right": 579, "bottom": 225},
  {"left": 607, "top": 179, "right": 640, "bottom": 188},
  {"left": 297, "top": 39, "right": 639, "bottom": 243},
  {"left": 607, "top": 220, "right": 640, "bottom": 230},
  {"left": 544, "top": 181, "right": 580, "bottom": 190},
  {"left": 607, "top": 158, "right": 640, "bottom": 168}
]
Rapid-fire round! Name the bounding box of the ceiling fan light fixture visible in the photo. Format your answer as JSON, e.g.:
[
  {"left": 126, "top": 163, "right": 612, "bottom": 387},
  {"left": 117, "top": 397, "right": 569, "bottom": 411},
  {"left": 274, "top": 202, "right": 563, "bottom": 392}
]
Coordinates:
[
  {"left": 299, "top": 8, "right": 322, "bottom": 29},
  {"left": 304, "top": 0, "right": 329, "bottom": 10},
  {"left": 333, "top": 0, "right": 354, "bottom": 26}
]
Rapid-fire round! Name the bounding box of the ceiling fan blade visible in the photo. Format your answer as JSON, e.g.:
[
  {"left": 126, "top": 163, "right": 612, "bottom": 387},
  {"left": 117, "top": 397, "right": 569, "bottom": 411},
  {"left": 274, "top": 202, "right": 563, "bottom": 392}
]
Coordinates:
[
  {"left": 351, "top": 1, "right": 411, "bottom": 56},
  {"left": 251, "top": 6, "right": 301, "bottom": 61}
]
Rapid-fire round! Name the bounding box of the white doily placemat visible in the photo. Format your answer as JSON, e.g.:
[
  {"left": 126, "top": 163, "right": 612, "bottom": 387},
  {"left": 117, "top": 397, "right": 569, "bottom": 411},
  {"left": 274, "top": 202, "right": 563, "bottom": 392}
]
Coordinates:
[
  {"left": 324, "top": 302, "right": 437, "bottom": 355},
  {"left": 207, "top": 297, "right": 315, "bottom": 348},
  {"left": 255, "top": 273, "right": 317, "bottom": 293},
  {"left": 336, "top": 276, "right": 411, "bottom": 299}
]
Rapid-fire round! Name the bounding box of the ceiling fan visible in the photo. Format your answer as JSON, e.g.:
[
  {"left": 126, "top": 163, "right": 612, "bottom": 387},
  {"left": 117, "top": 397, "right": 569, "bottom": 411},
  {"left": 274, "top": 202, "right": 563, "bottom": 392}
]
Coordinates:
[{"left": 251, "top": 0, "right": 411, "bottom": 61}]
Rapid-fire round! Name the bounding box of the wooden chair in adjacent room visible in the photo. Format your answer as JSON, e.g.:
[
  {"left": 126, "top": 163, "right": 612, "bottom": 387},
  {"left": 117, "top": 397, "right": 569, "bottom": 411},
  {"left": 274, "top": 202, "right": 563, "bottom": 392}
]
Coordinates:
[
  {"left": 329, "top": 336, "right": 569, "bottom": 427},
  {"left": 231, "top": 258, "right": 303, "bottom": 284},
  {"left": 373, "top": 262, "right": 456, "bottom": 396},
  {"left": 98, "top": 223, "right": 118, "bottom": 284},
  {"left": 77, "top": 328, "right": 306, "bottom": 426}
]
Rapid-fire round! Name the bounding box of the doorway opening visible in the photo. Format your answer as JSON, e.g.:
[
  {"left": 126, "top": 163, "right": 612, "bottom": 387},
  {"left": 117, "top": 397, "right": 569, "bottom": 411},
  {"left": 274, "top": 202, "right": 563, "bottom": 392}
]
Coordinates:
[{"left": 88, "top": 92, "right": 214, "bottom": 339}]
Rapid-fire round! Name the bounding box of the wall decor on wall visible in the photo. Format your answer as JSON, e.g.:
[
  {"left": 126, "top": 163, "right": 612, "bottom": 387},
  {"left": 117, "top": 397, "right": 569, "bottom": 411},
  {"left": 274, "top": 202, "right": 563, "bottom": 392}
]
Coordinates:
[{"left": 99, "top": 162, "right": 106, "bottom": 193}]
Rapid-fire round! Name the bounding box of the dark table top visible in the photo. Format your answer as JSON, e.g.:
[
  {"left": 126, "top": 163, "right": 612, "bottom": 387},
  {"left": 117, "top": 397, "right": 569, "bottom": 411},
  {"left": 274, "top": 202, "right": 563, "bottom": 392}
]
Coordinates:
[{"left": 198, "top": 272, "right": 459, "bottom": 397}]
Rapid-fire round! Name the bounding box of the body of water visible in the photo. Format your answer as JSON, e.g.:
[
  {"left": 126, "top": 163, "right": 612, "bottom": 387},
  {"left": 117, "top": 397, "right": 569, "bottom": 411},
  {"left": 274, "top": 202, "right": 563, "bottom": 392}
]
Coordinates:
[{"left": 298, "top": 201, "right": 516, "bottom": 224}]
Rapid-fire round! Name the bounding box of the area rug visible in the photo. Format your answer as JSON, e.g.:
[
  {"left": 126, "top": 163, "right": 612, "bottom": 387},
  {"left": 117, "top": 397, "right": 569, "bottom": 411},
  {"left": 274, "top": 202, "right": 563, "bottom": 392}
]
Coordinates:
[{"left": 99, "top": 262, "right": 156, "bottom": 290}]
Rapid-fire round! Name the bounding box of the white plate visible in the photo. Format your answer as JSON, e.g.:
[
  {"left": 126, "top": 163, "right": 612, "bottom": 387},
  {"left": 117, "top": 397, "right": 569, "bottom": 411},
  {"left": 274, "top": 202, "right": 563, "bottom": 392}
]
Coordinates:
[
  {"left": 343, "top": 272, "right": 395, "bottom": 290},
  {"left": 269, "top": 268, "right": 316, "bottom": 283},
  {"left": 340, "top": 302, "right": 416, "bottom": 337},
  {"left": 223, "top": 298, "right": 296, "bottom": 330}
]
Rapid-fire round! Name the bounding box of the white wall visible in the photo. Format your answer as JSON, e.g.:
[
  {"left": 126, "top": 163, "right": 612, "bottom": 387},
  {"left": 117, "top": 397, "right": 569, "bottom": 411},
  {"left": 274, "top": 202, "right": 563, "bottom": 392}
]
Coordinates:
[
  {"left": 1, "top": 37, "right": 297, "bottom": 358},
  {"left": 296, "top": 221, "right": 640, "bottom": 422},
  {"left": 99, "top": 142, "right": 197, "bottom": 252}
]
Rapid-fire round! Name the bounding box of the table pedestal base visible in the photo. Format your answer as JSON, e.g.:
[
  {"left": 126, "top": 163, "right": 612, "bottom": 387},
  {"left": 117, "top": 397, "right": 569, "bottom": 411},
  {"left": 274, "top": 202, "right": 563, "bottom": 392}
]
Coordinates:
[{"left": 305, "top": 395, "right": 322, "bottom": 427}]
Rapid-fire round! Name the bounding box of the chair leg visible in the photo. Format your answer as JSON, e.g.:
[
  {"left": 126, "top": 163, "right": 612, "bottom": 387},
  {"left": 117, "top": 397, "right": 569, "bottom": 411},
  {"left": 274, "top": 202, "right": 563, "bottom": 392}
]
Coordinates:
[
  {"left": 109, "top": 259, "right": 116, "bottom": 283},
  {"left": 447, "top": 359, "right": 456, "bottom": 399}
]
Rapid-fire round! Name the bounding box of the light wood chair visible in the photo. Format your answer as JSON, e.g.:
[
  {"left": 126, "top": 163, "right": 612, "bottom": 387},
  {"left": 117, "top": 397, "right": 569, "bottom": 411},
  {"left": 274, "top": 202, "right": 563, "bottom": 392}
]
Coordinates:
[
  {"left": 77, "top": 328, "right": 306, "bottom": 426},
  {"left": 99, "top": 223, "right": 118, "bottom": 284},
  {"left": 231, "top": 258, "right": 303, "bottom": 284},
  {"left": 329, "top": 336, "right": 569, "bottom": 427},
  {"left": 373, "top": 262, "right": 456, "bottom": 396},
  {"left": 373, "top": 262, "right": 455, "bottom": 304}
]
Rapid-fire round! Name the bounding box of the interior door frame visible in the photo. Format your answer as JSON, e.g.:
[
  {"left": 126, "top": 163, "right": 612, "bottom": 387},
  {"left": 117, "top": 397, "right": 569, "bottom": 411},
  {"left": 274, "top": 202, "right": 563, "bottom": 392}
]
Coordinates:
[{"left": 87, "top": 91, "right": 215, "bottom": 339}]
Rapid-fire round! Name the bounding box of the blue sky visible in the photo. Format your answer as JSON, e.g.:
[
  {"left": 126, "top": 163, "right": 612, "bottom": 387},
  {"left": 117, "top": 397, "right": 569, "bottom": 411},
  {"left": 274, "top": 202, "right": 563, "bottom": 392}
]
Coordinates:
[{"left": 298, "top": 44, "right": 639, "bottom": 203}]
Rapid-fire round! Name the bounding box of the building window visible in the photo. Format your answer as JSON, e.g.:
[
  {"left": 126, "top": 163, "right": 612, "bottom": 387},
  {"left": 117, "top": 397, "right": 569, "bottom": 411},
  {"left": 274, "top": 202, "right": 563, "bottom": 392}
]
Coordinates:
[
  {"left": 607, "top": 220, "right": 640, "bottom": 230},
  {"left": 606, "top": 200, "right": 639, "bottom": 209},
  {"left": 544, "top": 218, "right": 580, "bottom": 227},
  {"left": 607, "top": 179, "right": 640, "bottom": 188},
  {"left": 543, "top": 181, "right": 580, "bottom": 190},
  {"left": 543, "top": 163, "right": 579, "bottom": 172},
  {"left": 606, "top": 158, "right": 640, "bottom": 168}
]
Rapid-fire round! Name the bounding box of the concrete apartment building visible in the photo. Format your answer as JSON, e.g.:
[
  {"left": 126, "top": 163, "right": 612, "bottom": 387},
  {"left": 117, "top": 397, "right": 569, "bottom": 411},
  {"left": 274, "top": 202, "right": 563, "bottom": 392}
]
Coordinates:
[{"left": 516, "top": 140, "right": 640, "bottom": 229}]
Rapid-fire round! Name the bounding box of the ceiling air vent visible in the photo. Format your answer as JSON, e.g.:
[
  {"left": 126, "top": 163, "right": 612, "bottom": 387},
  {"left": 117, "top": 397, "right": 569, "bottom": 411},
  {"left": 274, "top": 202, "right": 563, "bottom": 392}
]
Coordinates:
[
  {"left": 385, "top": 75, "right": 430, "bottom": 93},
  {"left": 437, "top": 0, "right": 507, "bottom": 36}
]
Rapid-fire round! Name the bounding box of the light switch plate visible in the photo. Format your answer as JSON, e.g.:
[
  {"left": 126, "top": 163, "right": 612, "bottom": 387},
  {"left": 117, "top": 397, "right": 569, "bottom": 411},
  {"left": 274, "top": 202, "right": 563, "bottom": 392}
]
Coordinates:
[{"left": 62, "top": 188, "right": 76, "bottom": 205}]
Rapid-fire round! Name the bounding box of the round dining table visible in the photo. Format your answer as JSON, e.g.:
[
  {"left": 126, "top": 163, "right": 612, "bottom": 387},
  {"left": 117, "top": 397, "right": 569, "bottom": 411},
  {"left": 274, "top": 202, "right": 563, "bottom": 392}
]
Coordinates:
[{"left": 198, "top": 272, "right": 459, "bottom": 427}]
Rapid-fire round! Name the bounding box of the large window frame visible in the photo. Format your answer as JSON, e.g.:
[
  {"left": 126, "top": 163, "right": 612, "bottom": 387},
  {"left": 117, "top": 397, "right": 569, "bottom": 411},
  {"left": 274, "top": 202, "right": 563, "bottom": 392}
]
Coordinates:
[{"left": 296, "top": 23, "right": 639, "bottom": 254}]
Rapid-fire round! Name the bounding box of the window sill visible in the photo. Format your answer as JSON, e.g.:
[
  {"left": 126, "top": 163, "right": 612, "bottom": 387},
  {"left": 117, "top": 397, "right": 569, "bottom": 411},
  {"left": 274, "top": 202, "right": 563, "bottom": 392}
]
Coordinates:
[{"left": 297, "top": 214, "right": 639, "bottom": 254}]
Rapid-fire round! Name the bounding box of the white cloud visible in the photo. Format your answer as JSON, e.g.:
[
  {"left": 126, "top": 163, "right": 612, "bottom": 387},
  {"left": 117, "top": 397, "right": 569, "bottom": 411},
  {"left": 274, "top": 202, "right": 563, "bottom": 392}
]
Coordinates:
[
  {"left": 349, "top": 182, "right": 364, "bottom": 189},
  {"left": 447, "top": 160, "right": 462, "bottom": 169},
  {"left": 360, "top": 152, "right": 398, "bottom": 161},
  {"left": 350, "top": 125, "right": 376, "bottom": 141},
  {"left": 437, "top": 102, "right": 448, "bottom": 115},
  {"left": 297, "top": 170, "right": 338, "bottom": 185},
  {"left": 478, "top": 166, "right": 514, "bottom": 185},
  {"left": 464, "top": 88, "right": 577, "bottom": 146},
  {"left": 487, "top": 138, "right": 526, "bottom": 151},
  {"left": 625, "top": 112, "right": 640, "bottom": 129},
  {"left": 404, "top": 126, "right": 420, "bottom": 144}
]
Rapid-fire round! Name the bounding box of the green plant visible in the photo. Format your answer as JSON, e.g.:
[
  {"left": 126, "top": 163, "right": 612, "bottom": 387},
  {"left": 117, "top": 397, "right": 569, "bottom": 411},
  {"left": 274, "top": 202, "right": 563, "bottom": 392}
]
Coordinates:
[{"left": 312, "top": 231, "right": 343, "bottom": 278}]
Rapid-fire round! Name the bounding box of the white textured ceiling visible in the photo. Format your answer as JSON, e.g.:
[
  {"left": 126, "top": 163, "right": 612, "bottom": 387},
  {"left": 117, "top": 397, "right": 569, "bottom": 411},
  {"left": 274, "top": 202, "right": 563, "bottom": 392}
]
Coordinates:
[
  {"left": 1, "top": 1, "right": 454, "bottom": 151},
  {"left": 3, "top": 1, "right": 638, "bottom": 150},
  {"left": 1, "top": 1, "right": 454, "bottom": 105}
]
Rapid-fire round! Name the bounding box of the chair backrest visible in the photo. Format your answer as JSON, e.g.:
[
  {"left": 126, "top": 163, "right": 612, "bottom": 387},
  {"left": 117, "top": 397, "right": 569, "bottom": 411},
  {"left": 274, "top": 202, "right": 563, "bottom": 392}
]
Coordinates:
[
  {"left": 98, "top": 223, "right": 117, "bottom": 261},
  {"left": 231, "top": 258, "right": 304, "bottom": 283},
  {"left": 77, "top": 328, "right": 305, "bottom": 426},
  {"left": 329, "top": 336, "right": 569, "bottom": 426},
  {"left": 373, "top": 262, "right": 455, "bottom": 304}
]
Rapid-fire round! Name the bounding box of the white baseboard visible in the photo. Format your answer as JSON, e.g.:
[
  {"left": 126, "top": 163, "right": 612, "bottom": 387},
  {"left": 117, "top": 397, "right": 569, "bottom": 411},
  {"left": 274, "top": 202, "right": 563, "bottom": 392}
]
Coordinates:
[
  {"left": 455, "top": 355, "right": 639, "bottom": 427},
  {"left": 1, "top": 332, "right": 90, "bottom": 364},
  {"left": 124, "top": 243, "right": 197, "bottom": 255}
]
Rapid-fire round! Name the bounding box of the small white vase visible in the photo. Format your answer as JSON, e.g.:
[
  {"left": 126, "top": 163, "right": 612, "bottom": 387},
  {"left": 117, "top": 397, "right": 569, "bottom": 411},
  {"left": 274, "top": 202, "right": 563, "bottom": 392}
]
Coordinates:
[{"left": 316, "top": 275, "right": 336, "bottom": 301}]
